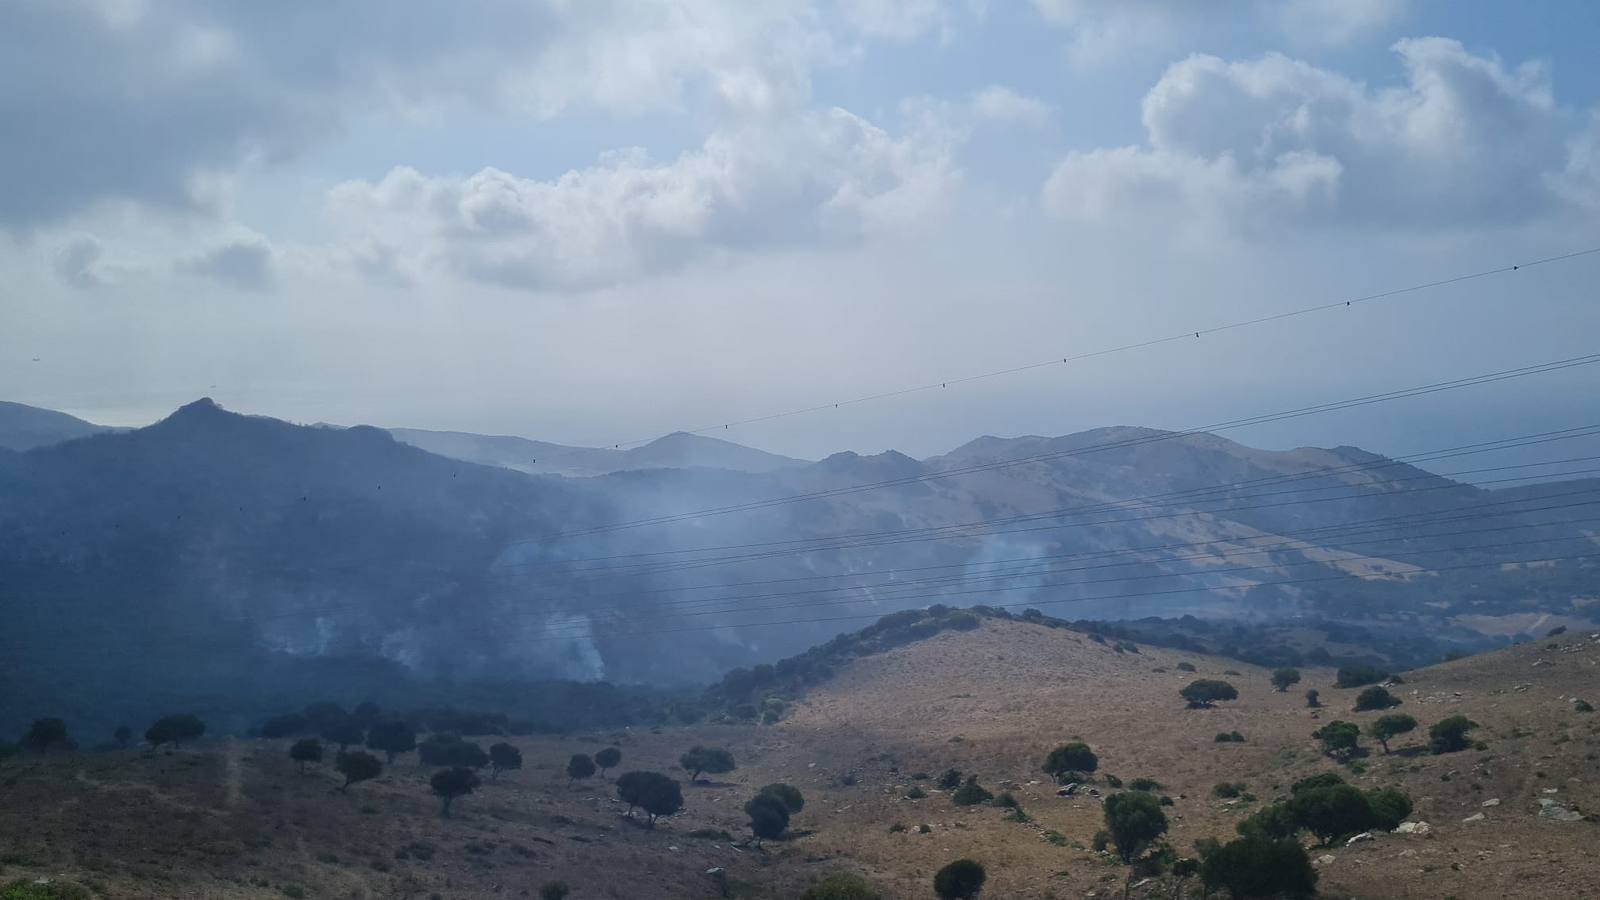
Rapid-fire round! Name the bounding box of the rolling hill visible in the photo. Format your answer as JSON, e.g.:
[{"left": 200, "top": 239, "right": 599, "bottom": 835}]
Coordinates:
[
  {"left": 2, "top": 613, "right": 1595, "bottom": 898},
  {"left": 0, "top": 400, "right": 110, "bottom": 450},
  {"left": 1, "top": 398, "right": 1596, "bottom": 740}
]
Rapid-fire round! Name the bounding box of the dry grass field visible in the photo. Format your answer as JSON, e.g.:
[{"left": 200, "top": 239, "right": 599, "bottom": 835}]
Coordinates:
[{"left": 3, "top": 618, "right": 1598, "bottom": 899}]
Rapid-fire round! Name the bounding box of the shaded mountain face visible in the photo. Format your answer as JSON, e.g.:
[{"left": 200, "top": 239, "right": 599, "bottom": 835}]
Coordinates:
[
  {"left": 2, "top": 399, "right": 1595, "bottom": 736},
  {"left": 0, "top": 400, "right": 109, "bottom": 450},
  {"left": 388, "top": 427, "right": 807, "bottom": 477}
]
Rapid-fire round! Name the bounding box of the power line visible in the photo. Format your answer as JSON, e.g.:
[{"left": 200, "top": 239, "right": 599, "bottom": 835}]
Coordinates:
[
  {"left": 599, "top": 245, "right": 1600, "bottom": 448},
  {"left": 536, "top": 352, "right": 1600, "bottom": 541}
]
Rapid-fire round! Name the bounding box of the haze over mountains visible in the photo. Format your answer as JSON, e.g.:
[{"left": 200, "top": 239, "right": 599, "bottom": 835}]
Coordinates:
[{"left": 1, "top": 399, "right": 1595, "bottom": 737}]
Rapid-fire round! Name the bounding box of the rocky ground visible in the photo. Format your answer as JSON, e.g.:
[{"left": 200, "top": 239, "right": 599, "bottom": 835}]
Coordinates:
[{"left": 2, "top": 619, "right": 1598, "bottom": 898}]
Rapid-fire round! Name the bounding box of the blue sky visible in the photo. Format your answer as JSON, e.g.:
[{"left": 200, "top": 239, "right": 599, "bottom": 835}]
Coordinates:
[{"left": 2, "top": 1, "right": 1597, "bottom": 466}]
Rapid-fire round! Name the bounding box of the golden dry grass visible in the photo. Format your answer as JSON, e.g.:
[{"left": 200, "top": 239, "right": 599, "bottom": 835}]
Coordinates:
[{"left": 3, "top": 619, "right": 1598, "bottom": 898}]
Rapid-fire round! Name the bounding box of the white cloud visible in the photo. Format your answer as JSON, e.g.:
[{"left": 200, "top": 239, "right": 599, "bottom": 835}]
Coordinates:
[
  {"left": 53, "top": 235, "right": 107, "bottom": 289},
  {"left": 1275, "top": 0, "right": 1409, "bottom": 47},
  {"left": 970, "top": 86, "right": 1054, "bottom": 127},
  {"left": 180, "top": 236, "right": 275, "bottom": 291},
  {"left": 1044, "top": 38, "right": 1591, "bottom": 235},
  {"left": 328, "top": 108, "right": 961, "bottom": 291},
  {"left": 1029, "top": 0, "right": 1408, "bottom": 67},
  {"left": 0, "top": 1, "right": 860, "bottom": 227}
]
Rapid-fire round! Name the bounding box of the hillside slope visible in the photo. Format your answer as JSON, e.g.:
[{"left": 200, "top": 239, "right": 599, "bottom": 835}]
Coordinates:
[
  {"left": 0, "top": 400, "right": 109, "bottom": 450},
  {"left": 3, "top": 617, "right": 1595, "bottom": 898},
  {"left": 389, "top": 426, "right": 808, "bottom": 477}
]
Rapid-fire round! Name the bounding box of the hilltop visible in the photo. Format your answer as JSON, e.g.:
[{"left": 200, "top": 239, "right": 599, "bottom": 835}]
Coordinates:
[
  {"left": 2, "top": 613, "right": 1596, "bottom": 898},
  {"left": 0, "top": 401, "right": 110, "bottom": 450}
]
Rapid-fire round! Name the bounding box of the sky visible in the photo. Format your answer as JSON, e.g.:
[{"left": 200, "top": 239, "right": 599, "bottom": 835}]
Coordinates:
[{"left": 2, "top": 0, "right": 1598, "bottom": 466}]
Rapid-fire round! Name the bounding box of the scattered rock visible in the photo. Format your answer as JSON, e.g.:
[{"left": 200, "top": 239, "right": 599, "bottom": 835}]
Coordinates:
[
  {"left": 1462, "top": 813, "right": 1486, "bottom": 823},
  {"left": 1346, "top": 832, "right": 1375, "bottom": 846},
  {"left": 1537, "top": 801, "right": 1584, "bottom": 823},
  {"left": 1482, "top": 798, "right": 1501, "bottom": 807},
  {"left": 1315, "top": 854, "right": 1337, "bottom": 866},
  {"left": 1394, "top": 821, "right": 1431, "bottom": 835}
]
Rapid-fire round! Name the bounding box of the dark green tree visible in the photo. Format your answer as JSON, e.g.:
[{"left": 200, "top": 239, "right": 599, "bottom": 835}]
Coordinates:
[
  {"left": 489, "top": 742, "right": 523, "bottom": 780},
  {"left": 950, "top": 776, "right": 993, "bottom": 806},
  {"left": 1313, "top": 720, "right": 1361, "bottom": 761},
  {"left": 145, "top": 714, "right": 205, "bottom": 749},
  {"left": 1271, "top": 668, "right": 1301, "bottom": 692},
  {"left": 335, "top": 750, "right": 382, "bottom": 791},
  {"left": 20, "top": 718, "right": 71, "bottom": 753},
  {"left": 320, "top": 718, "right": 364, "bottom": 753},
  {"left": 1354, "top": 686, "right": 1401, "bottom": 711},
  {"left": 933, "top": 859, "right": 986, "bottom": 900},
  {"left": 1305, "top": 689, "right": 1321, "bottom": 708},
  {"left": 1429, "top": 715, "right": 1478, "bottom": 754},
  {"left": 1368, "top": 713, "right": 1417, "bottom": 753},
  {"left": 680, "top": 745, "right": 736, "bottom": 782},
  {"left": 594, "top": 746, "right": 622, "bottom": 777},
  {"left": 1335, "top": 665, "right": 1388, "bottom": 688},
  {"left": 1042, "top": 742, "right": 1098, "bottom": 783},
  {"left": 1103, "top": 791, "right": 1168, "bottom": 863},
  {"left": 1236, "top": 801, "right": 1299, "bottom": 841},
  {"left": 419, "top": 734, "right": 488, "bottom": 769},
  {"left": 1365, "top": 787, "right": 1412, "bottom": 830},
  {"left": 112, "top": 726, "right": 132, "bottom": 749},
  {"left": 757, "top": 783, "right": 805, "bottom": 813},
  {"left": 289, "top": 738, "right": 323, "bottom": 772},
  {"left": 431, "top": 766, "right": 481, "bottom": 817},
  {"left": 1180, "top": 679, "right": 1238, "bottom": 708},
  {"left": 365, "top": 720, "right": 417, "bottom": 764},
  {"left": 261, "top": 713, "right": 307, "bottom": 739},
  {"left": 746, "top": 792, "right": 791, "bottom": 844},
  {"left": 302, "top": 702, "right": 348, "bottom": 732},
  {"left": 616, "top": 770, "right": 684, "bottom": 825},
  {"left": 1200, "top": 838, "right": 1317, "bottom": 899},
  {"left": 566, "top": 752, "right": 595, "bottom": 786},
  {"left": 1289, "top": 783, "right": 1376, "bottom": 845}
]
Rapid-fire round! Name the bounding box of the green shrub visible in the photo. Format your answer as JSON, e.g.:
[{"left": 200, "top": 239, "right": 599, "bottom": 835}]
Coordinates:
[
  {"left": 1429, "top": 716, "right": 1478, "bottom": 754},
  {"left": 1129, "top": 777, "right": 1162, "bottom": 792},
  {"left": 1335, "top": 666, "right": 1388, "bottom": 689},
  {"left": 1214, "top": 782, "right": 1246, "bottom": 799},
  {"left": 950, "top": 777, "right": 993, "bottom": 806},
  {"left": 1181, "top": 679, "right": 1239, "bottom": 708},
  {"left": 1313, "top": 721, "right": 1361, "bottom": 761},
  {"left": 1271, "top": 669, "right": 1301, "bottom": 692},
  {"left": 1042, "top": 742, "right": 1098, "bottom": 782},
  {"left": 1103, "top": 791, "right": 1168, "bottom": 863},
  {"left": 1354, "top": 686, "right": 1401, "bottom": 712},
  {"left": 933, "top": 859, "right": 986, "bottom": 900},
  {"left": 800, "top": 874, "right": 882, "bottom": 900},
  {"left": 1200, "top": 838, "right": 1317, "bottom": 899}
]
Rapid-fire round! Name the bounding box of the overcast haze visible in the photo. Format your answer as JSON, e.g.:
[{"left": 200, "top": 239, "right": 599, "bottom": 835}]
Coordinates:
[{"left": 3, "top": 0, "right": 1598, "bottom": 461}]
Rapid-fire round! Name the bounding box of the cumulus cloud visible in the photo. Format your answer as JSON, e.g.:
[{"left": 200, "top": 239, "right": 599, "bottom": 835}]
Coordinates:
[
  {"left": 0, "top": 1, "right": 857, "bottom": 228},
  {"left": 180, "top": 236, "right": 275, "bottom": 290},
  {"left": 1275, "top": 0, "right": 1409, "bottom": 47},
  {"left": 1044, "top": 38, "right": 1591, "bottom": 235},
  {"left": 1030, "top": 0, "right": 1408, "bottom": 66},
  {"left": 53, "top": 235, "right": 106, "bottom": 288},
  {"left": 328, "top": 108, "right": 962, "bottom": 291},
  {"left": 969, "top": 86, "right": 1054, "bottom": 127}
]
